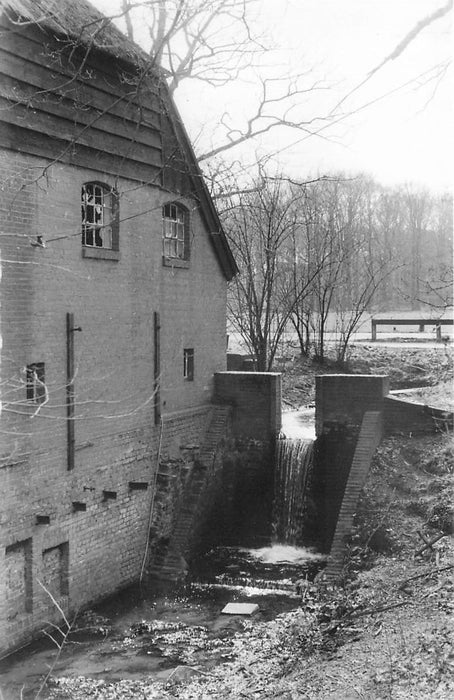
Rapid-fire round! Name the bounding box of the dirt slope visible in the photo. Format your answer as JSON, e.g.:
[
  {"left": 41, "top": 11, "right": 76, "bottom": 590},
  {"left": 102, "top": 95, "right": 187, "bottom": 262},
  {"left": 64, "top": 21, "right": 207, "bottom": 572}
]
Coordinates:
[{"left": 282, "top": 344, "right": 454, "bottom": 410}]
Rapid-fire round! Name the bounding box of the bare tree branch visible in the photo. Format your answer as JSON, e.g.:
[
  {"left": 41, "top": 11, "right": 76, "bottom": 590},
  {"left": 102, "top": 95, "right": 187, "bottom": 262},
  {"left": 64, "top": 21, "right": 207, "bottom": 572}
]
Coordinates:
[{"left": 331, "top": 0, "right": 452, "bottom": 115}]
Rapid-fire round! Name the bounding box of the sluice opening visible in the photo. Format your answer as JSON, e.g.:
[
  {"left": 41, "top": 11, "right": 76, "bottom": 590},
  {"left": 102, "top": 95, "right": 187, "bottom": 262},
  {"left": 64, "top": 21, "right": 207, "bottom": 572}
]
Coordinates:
[
  {"left": 273, "top": 438, "right": 315, "bottom": 545},
  {"left": 187, "top": 413, "right": 324, "bottom": 617}
]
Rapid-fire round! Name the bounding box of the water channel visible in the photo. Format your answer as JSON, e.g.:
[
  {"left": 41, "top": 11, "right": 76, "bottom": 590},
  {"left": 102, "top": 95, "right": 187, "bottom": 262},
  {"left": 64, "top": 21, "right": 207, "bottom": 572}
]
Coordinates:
[{"left": 0, "top": 409, "right": 323, "bottom": 699}]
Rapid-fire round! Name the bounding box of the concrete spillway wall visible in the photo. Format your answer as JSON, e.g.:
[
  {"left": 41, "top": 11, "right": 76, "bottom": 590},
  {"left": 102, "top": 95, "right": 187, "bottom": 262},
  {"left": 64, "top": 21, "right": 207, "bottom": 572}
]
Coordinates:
[
  {"left": 384, "top": 395, "right": 453, "bottom": 434},
  {"left": 214, "top": 371, "right": 282, "bottom": 441},
  {"left": 315, "top": 374, "right": 389, "bottom": 436},
  {"left": 313, "top": 375, "right": 389, "bottom": 552}
]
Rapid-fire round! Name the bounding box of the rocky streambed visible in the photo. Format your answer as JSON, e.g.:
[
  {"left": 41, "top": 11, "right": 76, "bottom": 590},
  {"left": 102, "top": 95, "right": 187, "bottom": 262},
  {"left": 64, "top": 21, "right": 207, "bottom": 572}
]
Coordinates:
[{"left": 0, "top": 545, "right": 325, "bottom": 699}]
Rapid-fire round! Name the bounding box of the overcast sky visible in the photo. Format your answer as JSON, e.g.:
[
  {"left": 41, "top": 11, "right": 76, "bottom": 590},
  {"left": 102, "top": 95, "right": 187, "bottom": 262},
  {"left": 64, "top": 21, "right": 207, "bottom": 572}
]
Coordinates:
[{"left": 93, "top": 0, "right": 452, "bottom": 193}]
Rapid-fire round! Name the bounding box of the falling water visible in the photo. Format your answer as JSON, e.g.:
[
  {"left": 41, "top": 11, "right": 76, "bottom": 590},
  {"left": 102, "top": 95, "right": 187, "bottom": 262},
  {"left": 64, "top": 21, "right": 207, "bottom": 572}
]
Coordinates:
[{"left": 273, "top": 438, "right": 314, "bottom": 545}]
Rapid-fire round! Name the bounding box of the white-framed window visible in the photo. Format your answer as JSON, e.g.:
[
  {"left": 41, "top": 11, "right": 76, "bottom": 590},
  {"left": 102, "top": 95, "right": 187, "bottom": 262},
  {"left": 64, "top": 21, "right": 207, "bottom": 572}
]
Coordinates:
[
  {"left": 183, "top": 348, "right": 194, "bottom": 381},
  {"left": 81, "top": 182, "right": 118, "bottom": 250},
  {"left": 162, "top": 203, "right": 189, "bottom": 260}
]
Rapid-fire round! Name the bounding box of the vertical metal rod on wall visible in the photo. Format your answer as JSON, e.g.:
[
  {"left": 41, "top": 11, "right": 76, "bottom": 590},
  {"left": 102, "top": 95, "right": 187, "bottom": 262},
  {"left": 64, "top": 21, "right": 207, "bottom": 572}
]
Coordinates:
[
  {"left": 154, "top": 311, "right": 161, "bottom": 426},
  {"left": 66, "top": 312, "right": 75, "bottom": 470}
]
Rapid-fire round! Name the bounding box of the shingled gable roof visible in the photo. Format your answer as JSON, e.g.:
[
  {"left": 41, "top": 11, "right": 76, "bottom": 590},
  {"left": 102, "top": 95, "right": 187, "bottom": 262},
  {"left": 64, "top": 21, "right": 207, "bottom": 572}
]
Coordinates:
[
  {"left": 1, "top": 0, "right": 149, "bottom": 65},
  {"left": 1, "top": 0, "right": 238, "bottom": 280}
]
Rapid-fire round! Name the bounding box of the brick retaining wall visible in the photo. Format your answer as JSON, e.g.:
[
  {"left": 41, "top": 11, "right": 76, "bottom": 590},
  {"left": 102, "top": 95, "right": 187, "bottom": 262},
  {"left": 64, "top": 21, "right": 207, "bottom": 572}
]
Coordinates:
[{"left": 324, "top": 411, "right": 383, "bottom": 581}]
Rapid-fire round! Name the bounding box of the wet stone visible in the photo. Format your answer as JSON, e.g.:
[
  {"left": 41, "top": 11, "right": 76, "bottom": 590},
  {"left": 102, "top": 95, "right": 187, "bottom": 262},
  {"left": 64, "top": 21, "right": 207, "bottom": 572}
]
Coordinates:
[{"left": 221, "top": 602, "right": 259, "bottom": 615}]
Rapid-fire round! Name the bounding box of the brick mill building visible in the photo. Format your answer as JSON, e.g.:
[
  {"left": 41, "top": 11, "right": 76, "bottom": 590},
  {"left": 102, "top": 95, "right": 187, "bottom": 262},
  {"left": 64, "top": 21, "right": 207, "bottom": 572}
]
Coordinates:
[{"left": 0, "top": 0, "right": 237, "bottom": 654}]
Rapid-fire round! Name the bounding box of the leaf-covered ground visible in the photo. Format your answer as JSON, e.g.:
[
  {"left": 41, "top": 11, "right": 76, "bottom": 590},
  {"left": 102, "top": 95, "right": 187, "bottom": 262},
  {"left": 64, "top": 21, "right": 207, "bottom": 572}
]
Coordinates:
[{"left": 281, "top": 343, "right": 454, "bottom": 410}]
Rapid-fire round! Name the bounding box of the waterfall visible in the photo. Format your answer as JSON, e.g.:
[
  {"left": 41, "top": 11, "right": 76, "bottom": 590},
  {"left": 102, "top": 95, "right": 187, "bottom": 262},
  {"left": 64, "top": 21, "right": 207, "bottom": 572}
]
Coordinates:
[{"left": 273, "top": 439, "right": 314, "bottom": 545}]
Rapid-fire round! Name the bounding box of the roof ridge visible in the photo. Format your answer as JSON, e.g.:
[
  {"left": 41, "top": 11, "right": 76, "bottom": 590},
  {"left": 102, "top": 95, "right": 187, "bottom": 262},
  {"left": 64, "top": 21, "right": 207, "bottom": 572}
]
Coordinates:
[{"left": 1, "top": 0, "right": 151, "bottom": 66}]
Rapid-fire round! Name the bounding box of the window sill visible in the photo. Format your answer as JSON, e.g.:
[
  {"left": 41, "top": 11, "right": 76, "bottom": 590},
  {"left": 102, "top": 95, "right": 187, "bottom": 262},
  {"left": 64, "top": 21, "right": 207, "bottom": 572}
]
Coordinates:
[
  {"left": 163, "top": 256, "right": 190, "bottom": 269},
  {"left": 82, "top": 247, "right": 120, "bottom": 261}
]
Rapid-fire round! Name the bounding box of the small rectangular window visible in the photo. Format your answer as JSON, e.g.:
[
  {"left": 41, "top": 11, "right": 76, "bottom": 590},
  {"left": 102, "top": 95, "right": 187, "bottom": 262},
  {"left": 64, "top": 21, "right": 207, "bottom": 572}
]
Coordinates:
[
  {"left": 26, "top": 363, "right": 46, "bottom": 404},
  {"left": 183, "top": 348, "right": 194, "bottom": 381}
]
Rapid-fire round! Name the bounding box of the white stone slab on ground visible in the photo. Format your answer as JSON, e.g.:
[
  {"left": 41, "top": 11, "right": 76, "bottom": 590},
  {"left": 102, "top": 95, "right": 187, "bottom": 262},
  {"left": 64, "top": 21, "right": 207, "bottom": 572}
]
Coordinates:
[{"left": 221, "top": 602, "right": 259, "bottom": 615}]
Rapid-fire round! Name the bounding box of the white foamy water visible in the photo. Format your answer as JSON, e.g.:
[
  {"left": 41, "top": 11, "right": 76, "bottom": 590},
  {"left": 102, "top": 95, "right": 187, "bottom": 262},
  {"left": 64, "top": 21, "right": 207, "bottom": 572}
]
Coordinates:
[
  {"left": 273, "top": 439, "right": 314, "bottom": 544},
  {"left": 192, "top": 582, "right": 299, "bottom": 598},
  {"left": 280, "top": 408, "right": 316, "bottom": 439},
  {"left": 245, "top": 544, "right": 326, "bottom": 565}
]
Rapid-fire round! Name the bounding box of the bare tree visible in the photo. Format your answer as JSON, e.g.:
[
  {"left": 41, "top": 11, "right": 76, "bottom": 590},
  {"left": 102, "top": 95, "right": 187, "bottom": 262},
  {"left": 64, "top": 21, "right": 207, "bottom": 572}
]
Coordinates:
[
  {"left": 332, "top": 0, "right": 452, "bottom": 117},
  {"left": 371, "top": 186, "right": 407, "bottom": 310},
  {"left": 111, "top": 0, "right": 334, "bottom": 165},
  {"left": 288, "top": 176, "right": 402, "bottom": 363},
  {"left": 121, "top": 0, "right": 265, "bottom": 94},
  {"left": 223, "top": 174, "right": 337, "bottom": 369},
  {"left": 289, "top": 178, "right": 356, "bottom": 363},
  {"left": 223, "top": 178, "right": 294, "bottom": 370},
  {"left": 286, "top": 181, "right": 336, "bottom": 357},
  {"left": 414, "top": 192, "right": 453, "bottom": 311}
]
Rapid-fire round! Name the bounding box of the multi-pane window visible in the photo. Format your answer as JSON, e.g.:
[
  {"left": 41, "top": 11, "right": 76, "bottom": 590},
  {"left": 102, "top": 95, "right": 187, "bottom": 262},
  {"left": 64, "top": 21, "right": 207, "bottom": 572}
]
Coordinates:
[
  {"left": 183, "top": 348, "right": 194, "bottom": 381},
  {"left": 162, "top": 203, "right": 188, "bottom": 260},
  {"left": 81, "top": 183, "right": 116, "bottom": 249},
  {"left": 26, "top": 363, "right": 46, "bottom": 404}
]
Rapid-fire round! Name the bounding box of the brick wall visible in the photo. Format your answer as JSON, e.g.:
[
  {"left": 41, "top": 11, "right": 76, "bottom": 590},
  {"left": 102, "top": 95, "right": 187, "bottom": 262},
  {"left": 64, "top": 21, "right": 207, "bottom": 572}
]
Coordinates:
[
  {"left": 324, "top": 411, "right": 383, "bottom": 580},
  {"left": 4, "top": 540, "right": 33, "bottom": 624},
  {"left": 214, "top": 371, "right": 282, "bottom": 440},
  {"left": 0, "top": 151, "right": 228, "bottom": 654}
]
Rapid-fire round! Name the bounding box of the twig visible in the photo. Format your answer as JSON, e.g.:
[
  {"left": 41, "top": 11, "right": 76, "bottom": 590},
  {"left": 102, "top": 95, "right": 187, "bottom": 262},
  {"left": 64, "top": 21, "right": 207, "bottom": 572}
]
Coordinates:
[
  {"left": 42, "top": 630, "right": 61, "bottom": 647},
  {"left": 34, "top": 580, "right": 79, "bottom": 699},
  {"left": 349, "top": 600, "right": 412, "bottom": 619},
  {"left": 414, "top": 532, "right": 445, "bottom": 557},
  {"left": 37, "top": 579, "right": 70, "bottom": 630},
  {"left": 398, "top": 563, "right": 454, "bottom": 589}
]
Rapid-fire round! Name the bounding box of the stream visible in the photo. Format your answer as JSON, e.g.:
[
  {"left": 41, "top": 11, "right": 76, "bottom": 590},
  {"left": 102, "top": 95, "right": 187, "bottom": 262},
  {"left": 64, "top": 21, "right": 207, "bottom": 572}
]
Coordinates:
[
  {"left": 0, "top": 545, "right": 325, "bottom": 699},
  {"left": 0, "top": 409, "right": 322, "bottom": 699}
]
